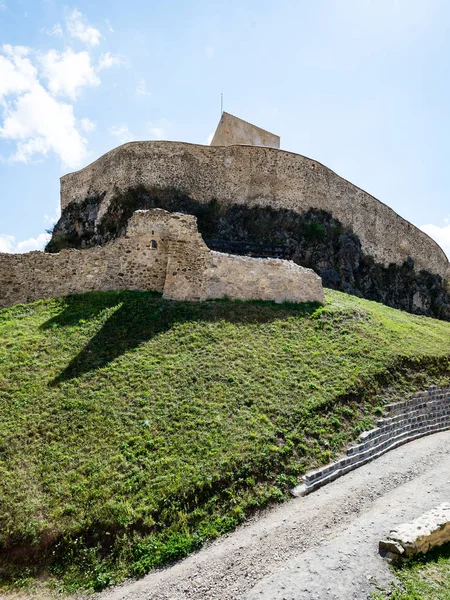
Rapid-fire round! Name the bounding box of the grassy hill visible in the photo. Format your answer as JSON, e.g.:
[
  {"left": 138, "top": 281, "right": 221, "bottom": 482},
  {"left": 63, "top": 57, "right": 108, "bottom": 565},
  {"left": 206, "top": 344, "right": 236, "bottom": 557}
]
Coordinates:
[{"left": 1, "top": 289, "right": 450, "bottom": 594}]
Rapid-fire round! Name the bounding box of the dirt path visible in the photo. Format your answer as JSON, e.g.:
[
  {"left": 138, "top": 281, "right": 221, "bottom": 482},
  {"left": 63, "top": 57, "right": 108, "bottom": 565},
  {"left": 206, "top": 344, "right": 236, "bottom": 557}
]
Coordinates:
[{"left": 98, "top": 430, "right": 450, "bottom": 600}]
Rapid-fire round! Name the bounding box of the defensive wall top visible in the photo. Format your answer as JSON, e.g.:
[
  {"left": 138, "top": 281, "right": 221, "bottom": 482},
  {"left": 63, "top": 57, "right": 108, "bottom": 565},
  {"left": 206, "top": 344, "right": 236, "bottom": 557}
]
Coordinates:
[{"left": 210, "top": 112, "right": 280, "bottom": 148}]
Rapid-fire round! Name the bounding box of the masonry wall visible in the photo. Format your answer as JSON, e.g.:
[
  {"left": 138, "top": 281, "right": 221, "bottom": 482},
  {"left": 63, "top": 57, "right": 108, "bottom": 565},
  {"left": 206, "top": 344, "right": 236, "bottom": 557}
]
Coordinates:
[
  {"left": 0, "top": 210, "right": 324, "bottom": 308},
  {"left": 204, "top": 253, "right": 323, "bottom": 303},
  {"left": 0, "top": 214, "right": 168, "bottom": 308},
  {"left": 163, "top": 215, "right": 212, "bottom": 301},
  {"left": 292, "top": 385, "right": 450, "bottom": 497},
  {"left": 162, "top": 216, "right": 325, "bottom": 304},
  {"left": 60, "top": 142, "right": 450, "bottom": 284},
  {"left": 210, "top": 112, "right": 280, "bottom": 148}
]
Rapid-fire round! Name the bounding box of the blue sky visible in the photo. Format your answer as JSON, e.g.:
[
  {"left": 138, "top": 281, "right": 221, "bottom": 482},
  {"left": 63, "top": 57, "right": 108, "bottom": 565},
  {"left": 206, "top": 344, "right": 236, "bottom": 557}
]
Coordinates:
[{"left": 1, "top": 0, "right": 450, "bottom": 256}]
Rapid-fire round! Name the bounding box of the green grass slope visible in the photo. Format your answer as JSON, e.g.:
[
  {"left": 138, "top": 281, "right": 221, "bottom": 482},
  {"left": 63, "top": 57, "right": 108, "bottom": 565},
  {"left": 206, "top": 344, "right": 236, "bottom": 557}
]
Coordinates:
[{"left": 1, "top": 289, "right": 450, "bottom": 593}]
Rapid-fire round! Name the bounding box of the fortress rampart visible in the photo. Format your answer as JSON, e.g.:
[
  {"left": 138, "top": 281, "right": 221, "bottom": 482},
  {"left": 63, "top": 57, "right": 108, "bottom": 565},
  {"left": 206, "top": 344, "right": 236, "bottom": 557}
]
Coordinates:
[
  {"left": 0, "top": 210, "right": 324, "bottom": 308},
  {"left": 60, "top": 141, "right": 450, "bottom": 284}
]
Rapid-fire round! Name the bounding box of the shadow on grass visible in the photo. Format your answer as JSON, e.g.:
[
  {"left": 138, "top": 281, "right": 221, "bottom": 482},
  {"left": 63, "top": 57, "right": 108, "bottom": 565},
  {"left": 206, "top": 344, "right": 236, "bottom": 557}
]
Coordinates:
[
  {"left": 395, "top": 540, "right": 450, "bottom": 571},
  {"left": 41, "top": 291, "right": 322, "bottom": 384}
]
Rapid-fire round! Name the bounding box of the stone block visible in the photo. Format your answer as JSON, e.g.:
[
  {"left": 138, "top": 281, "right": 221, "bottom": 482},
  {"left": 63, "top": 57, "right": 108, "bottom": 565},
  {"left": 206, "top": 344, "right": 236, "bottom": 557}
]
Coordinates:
[{"left": 380, "top": 504, "right": 450, "bottom": 558}]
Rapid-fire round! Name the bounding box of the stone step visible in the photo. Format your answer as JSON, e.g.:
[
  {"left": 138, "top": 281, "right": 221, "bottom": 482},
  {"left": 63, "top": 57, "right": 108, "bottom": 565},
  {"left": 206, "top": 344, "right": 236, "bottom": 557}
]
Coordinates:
[
  {"left": 291, "top": 388, "right": 450, "bottom": 497},
  {"left": 379, "top": 400, "right": 450, "bottom": 425},
  {"left": 305, "top": 416, "right": 450, "bottom": 485},
  {"left": 350, "top": 405, "right": 450, "bottom": 454},
  {"left": 293, "top": 420, "right": 450, "bottom": 497},
  {"left": 380, "top": 401, "right": 450, "bottom": 426},
  {"left": 384, "top": 388, "right": 450, "bottom": 415},
  {"left": 357, "top": 401, "right": 450, "bottom": 445}
]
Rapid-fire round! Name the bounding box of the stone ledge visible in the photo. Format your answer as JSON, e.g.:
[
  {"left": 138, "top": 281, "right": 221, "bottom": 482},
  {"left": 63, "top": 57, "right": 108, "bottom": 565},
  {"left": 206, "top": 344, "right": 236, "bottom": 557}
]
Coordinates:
[
  {"left": 380, "top": 503, "right": 450, "bottom": 559},
  {"left": 291, "top": 387, "right": 450, "bottom": 497}
]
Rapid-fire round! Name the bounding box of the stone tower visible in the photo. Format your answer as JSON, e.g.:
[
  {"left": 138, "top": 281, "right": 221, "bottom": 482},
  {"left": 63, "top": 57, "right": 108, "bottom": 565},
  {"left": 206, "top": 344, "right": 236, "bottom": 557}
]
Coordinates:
[{"left": 210, "top": 112, "right": 280, "bottom": 148}]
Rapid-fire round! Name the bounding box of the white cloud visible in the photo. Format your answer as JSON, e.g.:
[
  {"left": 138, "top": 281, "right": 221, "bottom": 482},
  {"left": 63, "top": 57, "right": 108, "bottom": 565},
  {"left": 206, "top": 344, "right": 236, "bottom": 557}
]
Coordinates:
[
  {"left": 12, "top": 137, "right": 50, "bottom": 163},
  {"left": 0, "top": 44, "right": 100, "bottom": 168},
  {"left": 0, "top": 22, "right": 118, "bottom": 168},
  {"left": 17, "top": 233, "right": 51, "bottom": 252},
  {"left": 206, "top": 131, "right": 214, "bottom": 144},
  {"left": 66, "top": 9, "right": 101, "bottom": 47},
  {"left": 44, "top": 23, "right": 63, "bottom": 37},
  {"left": 109, "top": 124, "right": 134, "bottom": 144},
  {"left": 39, "top": 48, "right": 99, "bottom": 99},
  {"left": 105, "top": 19, "right": 114, "bottom": 33},
  {"left": 420, "top": 222, "right": 450, "bottom": 260},
  {"left": 0, "top": 80, "right": 89, "bottom": 168},
  {"left": 4, "top": 45, "right": 28, "bottom": 57},
  {"left": 98, "top": 52, "right": 122, "bottom": 70},
  {"left": 204, "top": 46, "right": 214, "bottom": 59},
  {"left": 0, "top": 232, "right": 50, "bottom": 253},
  {"left": 0, "top": 45, "right": 37, "bottom": 100},
  {"left": 80, "top": 117, "right": 95, "bottom": 133},
  {"left": 0, "top": 235, "right": 14, "bottom": 252}
]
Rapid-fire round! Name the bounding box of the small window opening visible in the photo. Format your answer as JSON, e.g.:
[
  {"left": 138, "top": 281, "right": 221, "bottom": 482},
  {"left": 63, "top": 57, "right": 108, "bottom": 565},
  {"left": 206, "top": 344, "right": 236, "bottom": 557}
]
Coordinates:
[{"left": 151, "top": 239, "right": 158, "bottom": 249}]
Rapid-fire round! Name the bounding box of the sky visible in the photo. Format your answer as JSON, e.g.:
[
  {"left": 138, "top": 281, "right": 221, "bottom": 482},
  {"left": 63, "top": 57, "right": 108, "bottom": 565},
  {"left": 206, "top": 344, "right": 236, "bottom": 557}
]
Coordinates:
[{"left": 1, "top": 0, "right": 450, "bottom": 257}]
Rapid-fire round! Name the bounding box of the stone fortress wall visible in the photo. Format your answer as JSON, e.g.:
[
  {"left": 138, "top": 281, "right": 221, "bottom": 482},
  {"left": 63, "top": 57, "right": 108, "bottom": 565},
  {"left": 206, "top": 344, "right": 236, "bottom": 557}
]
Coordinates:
[
  {"left": 60, "top": 141, "right": 450, "bottom": 284},
  {"left": 0, "top": 209, "right": 324, "bottom": 309}
]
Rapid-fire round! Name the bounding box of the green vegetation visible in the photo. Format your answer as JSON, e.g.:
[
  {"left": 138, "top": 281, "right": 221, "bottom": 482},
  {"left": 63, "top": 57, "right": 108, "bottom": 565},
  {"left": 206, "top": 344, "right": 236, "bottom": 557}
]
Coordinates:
[
  {"left": 374, "top": 544, "right": 450, "bottom": 599},
  {"left": 1, "top": 289, "right": 450, "bottom": 594}
]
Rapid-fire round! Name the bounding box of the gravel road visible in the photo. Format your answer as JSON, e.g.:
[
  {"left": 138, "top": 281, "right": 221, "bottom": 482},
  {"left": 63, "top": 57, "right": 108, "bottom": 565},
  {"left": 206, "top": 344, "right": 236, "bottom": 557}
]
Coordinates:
[{"left": 98, "top": 429, "right": 450, "bottom": 600}]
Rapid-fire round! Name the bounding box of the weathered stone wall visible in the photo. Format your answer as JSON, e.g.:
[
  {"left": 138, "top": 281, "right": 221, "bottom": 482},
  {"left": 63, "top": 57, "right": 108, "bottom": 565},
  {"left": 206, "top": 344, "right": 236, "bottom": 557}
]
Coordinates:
[
  {"left": 149, "top": 210, "right": 325, "bottom": 304},
  {"left": 163, "top": 214, "right": 212, "bottom": 302},
  {"left": 59, "top": 142, "right": 450, "bottom": 284},
  {"left": 205, "top": 253, "right": 323, "bottom": 303},
  {"left": 0, "top": 210, "right": 324, "bottom": 308},
  {"left": 0, "top": 210, "right": 170, "bottom": 308},
  {"left": 210, "top": 112, "right": 280, "bottom": 148}
]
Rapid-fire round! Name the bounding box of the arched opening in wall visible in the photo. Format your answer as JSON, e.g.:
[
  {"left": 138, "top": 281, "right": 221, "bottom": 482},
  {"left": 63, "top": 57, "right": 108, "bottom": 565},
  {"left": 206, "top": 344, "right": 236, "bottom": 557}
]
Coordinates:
[{"left": 151, "top": 240, "right": 158, "bottom": 249}]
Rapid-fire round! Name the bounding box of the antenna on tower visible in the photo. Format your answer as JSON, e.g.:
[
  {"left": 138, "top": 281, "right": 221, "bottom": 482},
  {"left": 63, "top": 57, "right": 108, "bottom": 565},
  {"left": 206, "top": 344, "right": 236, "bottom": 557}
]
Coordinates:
[{"left": 221, "top": 93, "right": 223, "bottom": 116}]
